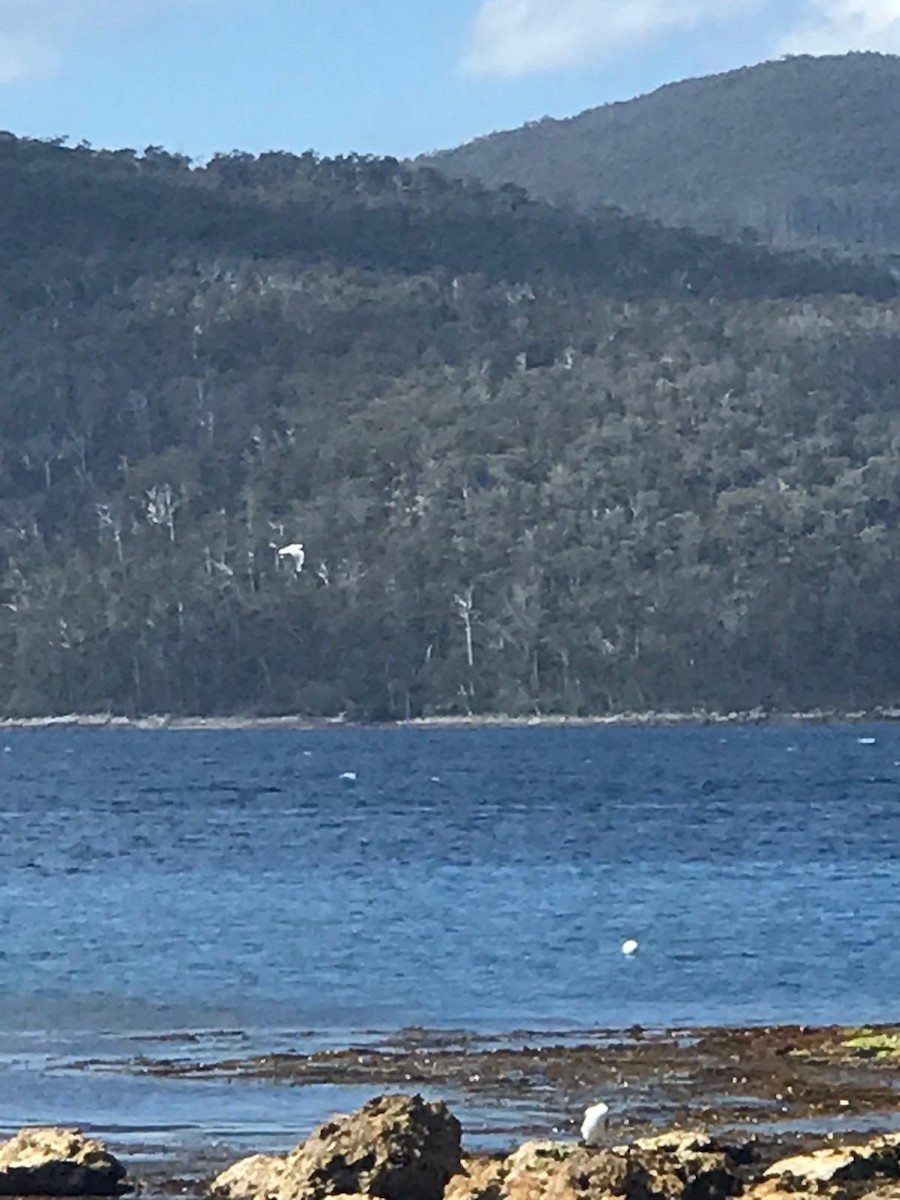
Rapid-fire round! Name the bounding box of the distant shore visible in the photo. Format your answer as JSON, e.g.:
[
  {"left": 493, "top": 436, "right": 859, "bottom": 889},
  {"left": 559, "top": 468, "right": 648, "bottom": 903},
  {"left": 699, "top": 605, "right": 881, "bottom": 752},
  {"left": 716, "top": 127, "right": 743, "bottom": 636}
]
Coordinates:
[{"left": 0, "top": 706, "right": 898, "bottom": 730}]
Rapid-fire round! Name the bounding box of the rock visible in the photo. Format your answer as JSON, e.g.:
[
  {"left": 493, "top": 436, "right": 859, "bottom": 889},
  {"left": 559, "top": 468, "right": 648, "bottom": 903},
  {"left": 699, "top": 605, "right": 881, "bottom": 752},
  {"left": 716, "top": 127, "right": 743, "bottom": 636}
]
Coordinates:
[
  {"left": 633, "top": 1133, "right": 725, "bottom": 1156},
  {"left": 504, "top": 1144, "right": 576, "bottom": 1173},
  {"left": 211, "top": 1094, "right": 462, "bottom": 1200},
  {"left": 445, "top": 1157, "right": 507, "bottom": 1200},
  {"left": 630, "top": 1128, "right": 753, "bottom": 1200},
  {"left": 211, "top": 1155, "right": 287, "bottom": 1200},
  {"left": 291, "top": 1093, "right": 461, "bottom": 1200},
  {"left": 486, "top": 1142, "right": 592, "bottom": 1200},
  {"left": 510, "top": 1147, "right": 633, "bottom": 1200},
  {"left": 763, "top": 1149, "right": 863, "bottom": 1189},
  {"left": 856, "top": 1187, "right": 900, "bottom": 1200},
  {"left": 762, "top": 1137, "right": 900, "bottom": 1191},
  {"left": 447, "top": 1131, "right": 748, "bottom": 1200},
  {"left": 0, "top": 1127, "right": 127, "bottom": 1196}
]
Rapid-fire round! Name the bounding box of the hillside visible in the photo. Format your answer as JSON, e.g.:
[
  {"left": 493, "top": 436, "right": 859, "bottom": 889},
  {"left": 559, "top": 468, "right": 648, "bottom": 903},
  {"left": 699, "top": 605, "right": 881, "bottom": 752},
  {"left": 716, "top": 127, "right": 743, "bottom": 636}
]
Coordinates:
[
  {"left": 1, "top": 135, "right": 900, "bottom": 718},
  {"left": 422, "top": 53, "right": 900, "bottom": 260}
]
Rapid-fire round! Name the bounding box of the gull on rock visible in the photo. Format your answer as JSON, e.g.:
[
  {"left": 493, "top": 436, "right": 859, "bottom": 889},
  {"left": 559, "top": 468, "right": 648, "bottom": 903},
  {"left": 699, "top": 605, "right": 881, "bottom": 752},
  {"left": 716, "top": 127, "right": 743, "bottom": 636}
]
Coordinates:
[
  {"left": 621, "top": 938, "right": 639, "bottom": 956},
  {"left": 581, "top": 1101, "right": 610, "bottom": 1145}
]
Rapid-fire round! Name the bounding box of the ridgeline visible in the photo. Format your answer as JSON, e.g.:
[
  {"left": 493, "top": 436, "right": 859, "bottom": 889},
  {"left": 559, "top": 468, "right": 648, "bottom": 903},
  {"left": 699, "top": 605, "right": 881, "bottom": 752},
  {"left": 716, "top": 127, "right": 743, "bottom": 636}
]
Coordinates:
[{"left": 423, "top": 53, "right": 900, "bottom": 260}]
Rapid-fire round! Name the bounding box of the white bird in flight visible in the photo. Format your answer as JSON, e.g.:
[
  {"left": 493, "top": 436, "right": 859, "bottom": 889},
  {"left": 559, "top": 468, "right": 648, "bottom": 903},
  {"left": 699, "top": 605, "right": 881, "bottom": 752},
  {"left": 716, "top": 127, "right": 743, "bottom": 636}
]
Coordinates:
[
  {"left": 277, "top": 542, "right": 305, "bottom": 574},
  {"left": 580, "top": 1101, "right": 610, "bottom": 1145}
]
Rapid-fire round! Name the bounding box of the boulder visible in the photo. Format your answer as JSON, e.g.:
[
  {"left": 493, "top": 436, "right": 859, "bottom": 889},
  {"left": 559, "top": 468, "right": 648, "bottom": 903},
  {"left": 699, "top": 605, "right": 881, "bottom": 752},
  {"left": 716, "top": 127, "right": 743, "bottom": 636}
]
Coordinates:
[
  {"left": 632, "top": 1133, "right": 748, "bottom": 1160},
  {"left": 509, "top": 1146, "right": 633, "bottom": 1200},
  {"left": 504, "top": 1144, "right": 576, "bottom": 1173},
  {"left": 211, "top": 1094, "right": 462, "bottom": 1200},
  {"left": 211, "top": 1155, "right": 287, "bottom": 1200},
  {"left": 289, "top": 1093, "right": 461, "bottom": 1200},
  {"left": 446, "top": 1131, "right": 750, "bottom": 1200},
  {"left": 0, "top": 1127, "right": 127, "bottom": 1196},
  {"left": 628, "top": 1128, "right": 752, "bottom": 1200},
  {"left": 854, "top": 1187, "right": 900, "bottom": 1200},
  {"left": 444, "top": 1156, "right": 507, "bottom": 1200},
  {"left": 762, "top": 1137, "right": 900, "bottom": 1192}
]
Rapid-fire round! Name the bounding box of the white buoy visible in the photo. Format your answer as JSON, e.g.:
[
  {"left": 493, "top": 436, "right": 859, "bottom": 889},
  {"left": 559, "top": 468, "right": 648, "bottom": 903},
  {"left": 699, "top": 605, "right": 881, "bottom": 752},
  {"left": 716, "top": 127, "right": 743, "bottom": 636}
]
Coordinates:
[
  {"left": 621, "top": 938, "right": 639, "bottom": 956},
  {"left": 580, "top": 1101, "right": 610, "bottom": 1145}
]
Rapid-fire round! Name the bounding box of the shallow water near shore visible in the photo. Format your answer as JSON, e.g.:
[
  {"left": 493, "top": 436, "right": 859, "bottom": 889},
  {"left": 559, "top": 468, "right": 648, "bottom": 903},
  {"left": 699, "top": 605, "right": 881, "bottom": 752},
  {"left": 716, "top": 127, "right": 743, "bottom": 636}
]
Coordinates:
[{"left": 2, "top": 723, "right": 900, "bottom": 1152}]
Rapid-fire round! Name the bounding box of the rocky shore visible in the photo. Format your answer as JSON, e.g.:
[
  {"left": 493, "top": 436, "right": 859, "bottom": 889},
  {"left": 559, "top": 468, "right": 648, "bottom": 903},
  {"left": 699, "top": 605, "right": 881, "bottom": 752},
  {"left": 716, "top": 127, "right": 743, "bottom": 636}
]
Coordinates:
[
  {"left": 39, "top": 1022, "right": 899, "bottom": 1200},
  {"left": 9, "top": 1091, "right": 900, "bottom": 1200},
  {"left": 0, "top": 707, "right": 898, "bottom": 730},
  {"left": 78, "top": 1023, "right": 900, "bottom": 1142}
]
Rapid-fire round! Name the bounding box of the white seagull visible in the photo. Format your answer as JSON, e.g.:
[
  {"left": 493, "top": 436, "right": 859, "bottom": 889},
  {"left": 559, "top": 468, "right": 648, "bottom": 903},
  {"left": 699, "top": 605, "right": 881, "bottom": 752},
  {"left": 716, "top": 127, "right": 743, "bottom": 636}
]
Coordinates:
[
  {"left": 580, "top": 1101, "right": 610, "bottom": 1145},
  {"left": 621, "top": 938, "right": 639, "bottom": 956},
  {"left": 277, "top": 542, "right": 305, "bottom": 574}
]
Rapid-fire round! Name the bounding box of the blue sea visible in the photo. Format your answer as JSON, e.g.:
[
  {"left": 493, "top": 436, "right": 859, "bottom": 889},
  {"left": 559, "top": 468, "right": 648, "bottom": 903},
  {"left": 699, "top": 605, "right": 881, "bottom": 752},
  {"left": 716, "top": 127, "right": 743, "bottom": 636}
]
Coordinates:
[{"left": 0, "top": 723, "right": 897, "bottom": 1152}]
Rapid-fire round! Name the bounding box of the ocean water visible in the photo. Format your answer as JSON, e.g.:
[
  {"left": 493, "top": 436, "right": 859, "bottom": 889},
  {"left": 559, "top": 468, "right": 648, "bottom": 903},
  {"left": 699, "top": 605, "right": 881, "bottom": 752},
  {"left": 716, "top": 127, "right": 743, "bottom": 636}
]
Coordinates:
[{"left": 0, "top": 723, "right": 898, "bottom": 1147}]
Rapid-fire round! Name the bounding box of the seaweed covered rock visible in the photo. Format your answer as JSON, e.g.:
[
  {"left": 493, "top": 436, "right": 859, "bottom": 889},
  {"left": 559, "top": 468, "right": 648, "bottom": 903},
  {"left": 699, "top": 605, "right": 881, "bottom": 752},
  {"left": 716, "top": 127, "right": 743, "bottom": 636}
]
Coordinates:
[
  {"left": 0, "top": 1127, "right": 128, "bottom": 1196},
  {"left": 211, "top": 1094, "right": 462, "bottom": 1200}
]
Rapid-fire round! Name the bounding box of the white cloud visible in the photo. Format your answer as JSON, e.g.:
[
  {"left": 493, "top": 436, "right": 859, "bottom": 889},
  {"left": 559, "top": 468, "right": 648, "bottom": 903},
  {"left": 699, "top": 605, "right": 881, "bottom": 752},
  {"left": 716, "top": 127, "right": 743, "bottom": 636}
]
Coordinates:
[
  {"left": 779, "top": 0, "right": 900, "bottom": 53},
  {"left": 462, "top": 0, "right": 760, "bottom": 77},
  {"left": 0, "top": 0, "right": 221, "bottom": 83},
  {"left": 463, "top": 0, "right": 900, "bottom": 77}
]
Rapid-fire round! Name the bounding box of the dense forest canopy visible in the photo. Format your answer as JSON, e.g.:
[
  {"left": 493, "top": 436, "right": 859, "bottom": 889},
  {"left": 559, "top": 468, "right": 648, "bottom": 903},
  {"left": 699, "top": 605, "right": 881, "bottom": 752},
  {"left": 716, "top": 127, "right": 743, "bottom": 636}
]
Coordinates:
[
  {"left": 422, "top": 53, "right": 900, "bottom": 261},
  {"left": 1, "top": 130, "right": 900, "bottom": 718}
]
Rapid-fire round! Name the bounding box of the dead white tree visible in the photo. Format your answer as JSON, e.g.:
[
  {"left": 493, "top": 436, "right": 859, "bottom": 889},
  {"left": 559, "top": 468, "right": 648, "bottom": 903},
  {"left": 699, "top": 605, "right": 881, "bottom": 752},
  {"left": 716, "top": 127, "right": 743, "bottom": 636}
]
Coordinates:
[
  {"left": 453, "top": 585, "right": 476, "bottom": 704},
  {"left": 453, "top": 586, "right": 475, "bottom": 670},
  {"left": 95, "top": 504, "right": 124, "bottom": 564},
  {"left": 146, "top": 484, "right": 179, "bottom": 543}
]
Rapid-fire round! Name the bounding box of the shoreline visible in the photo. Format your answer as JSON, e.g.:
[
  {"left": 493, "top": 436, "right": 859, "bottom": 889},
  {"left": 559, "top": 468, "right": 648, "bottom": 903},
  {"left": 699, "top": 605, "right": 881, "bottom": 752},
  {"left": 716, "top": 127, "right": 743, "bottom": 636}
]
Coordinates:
[
  {"left": 68, "top": 1020, "right": 900, "bottom": 1145},
  {"left": 0, "top": 706, "right": 899, "bottom": 731},
  {"left": 14, "top": 1020, "right": 900, "bottom": 1197}
]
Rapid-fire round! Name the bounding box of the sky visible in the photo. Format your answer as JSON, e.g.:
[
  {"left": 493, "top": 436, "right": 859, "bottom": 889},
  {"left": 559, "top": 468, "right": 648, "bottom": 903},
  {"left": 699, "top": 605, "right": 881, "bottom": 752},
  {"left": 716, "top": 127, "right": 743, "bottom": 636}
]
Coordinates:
[{"left": 0, "top": 0, "right": 896, "bottom": 161}]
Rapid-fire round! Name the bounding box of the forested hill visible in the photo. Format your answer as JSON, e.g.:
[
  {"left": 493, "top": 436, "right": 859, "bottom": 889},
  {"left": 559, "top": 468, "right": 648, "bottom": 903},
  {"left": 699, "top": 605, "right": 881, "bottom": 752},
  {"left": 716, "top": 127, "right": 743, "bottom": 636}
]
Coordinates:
[
  {"left": 2, "top": 135, "right": 900, "bottom": 719},
  {"left": 1, "top": 132, "right": 886, "bottom": 301},
  {"left": 422, "top": 53, "right": 900, "bottom": 260}
]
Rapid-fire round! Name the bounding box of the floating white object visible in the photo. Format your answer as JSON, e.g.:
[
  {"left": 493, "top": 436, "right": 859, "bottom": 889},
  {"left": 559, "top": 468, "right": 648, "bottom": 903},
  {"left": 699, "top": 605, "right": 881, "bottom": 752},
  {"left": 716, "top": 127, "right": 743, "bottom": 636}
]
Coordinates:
[
  {"left": 858, "top": 737, "right": 876, "bottom": 745},
  {"left": 581, "top": 1101, "right": 610, "bottom": 1145},
  {"left": 621, "top": 938, "right": 639, "bottom": 956},
  {"left": 339, "top": 771, "right": 357, "bottom": 782}
]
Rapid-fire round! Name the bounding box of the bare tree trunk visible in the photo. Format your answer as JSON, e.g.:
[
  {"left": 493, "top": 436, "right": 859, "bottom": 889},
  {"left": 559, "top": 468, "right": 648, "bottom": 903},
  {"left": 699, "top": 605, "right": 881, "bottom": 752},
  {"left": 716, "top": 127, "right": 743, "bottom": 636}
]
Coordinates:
[{"left": 453, "top": 585, "right": 476, "bottom": 699}]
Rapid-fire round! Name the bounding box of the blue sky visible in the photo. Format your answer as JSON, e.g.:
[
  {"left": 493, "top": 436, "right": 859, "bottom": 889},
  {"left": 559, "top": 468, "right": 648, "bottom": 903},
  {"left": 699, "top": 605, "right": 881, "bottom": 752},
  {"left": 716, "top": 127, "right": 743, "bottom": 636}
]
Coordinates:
[{"left": 0, "top": 0, "right": 895, "bottom": 161}]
